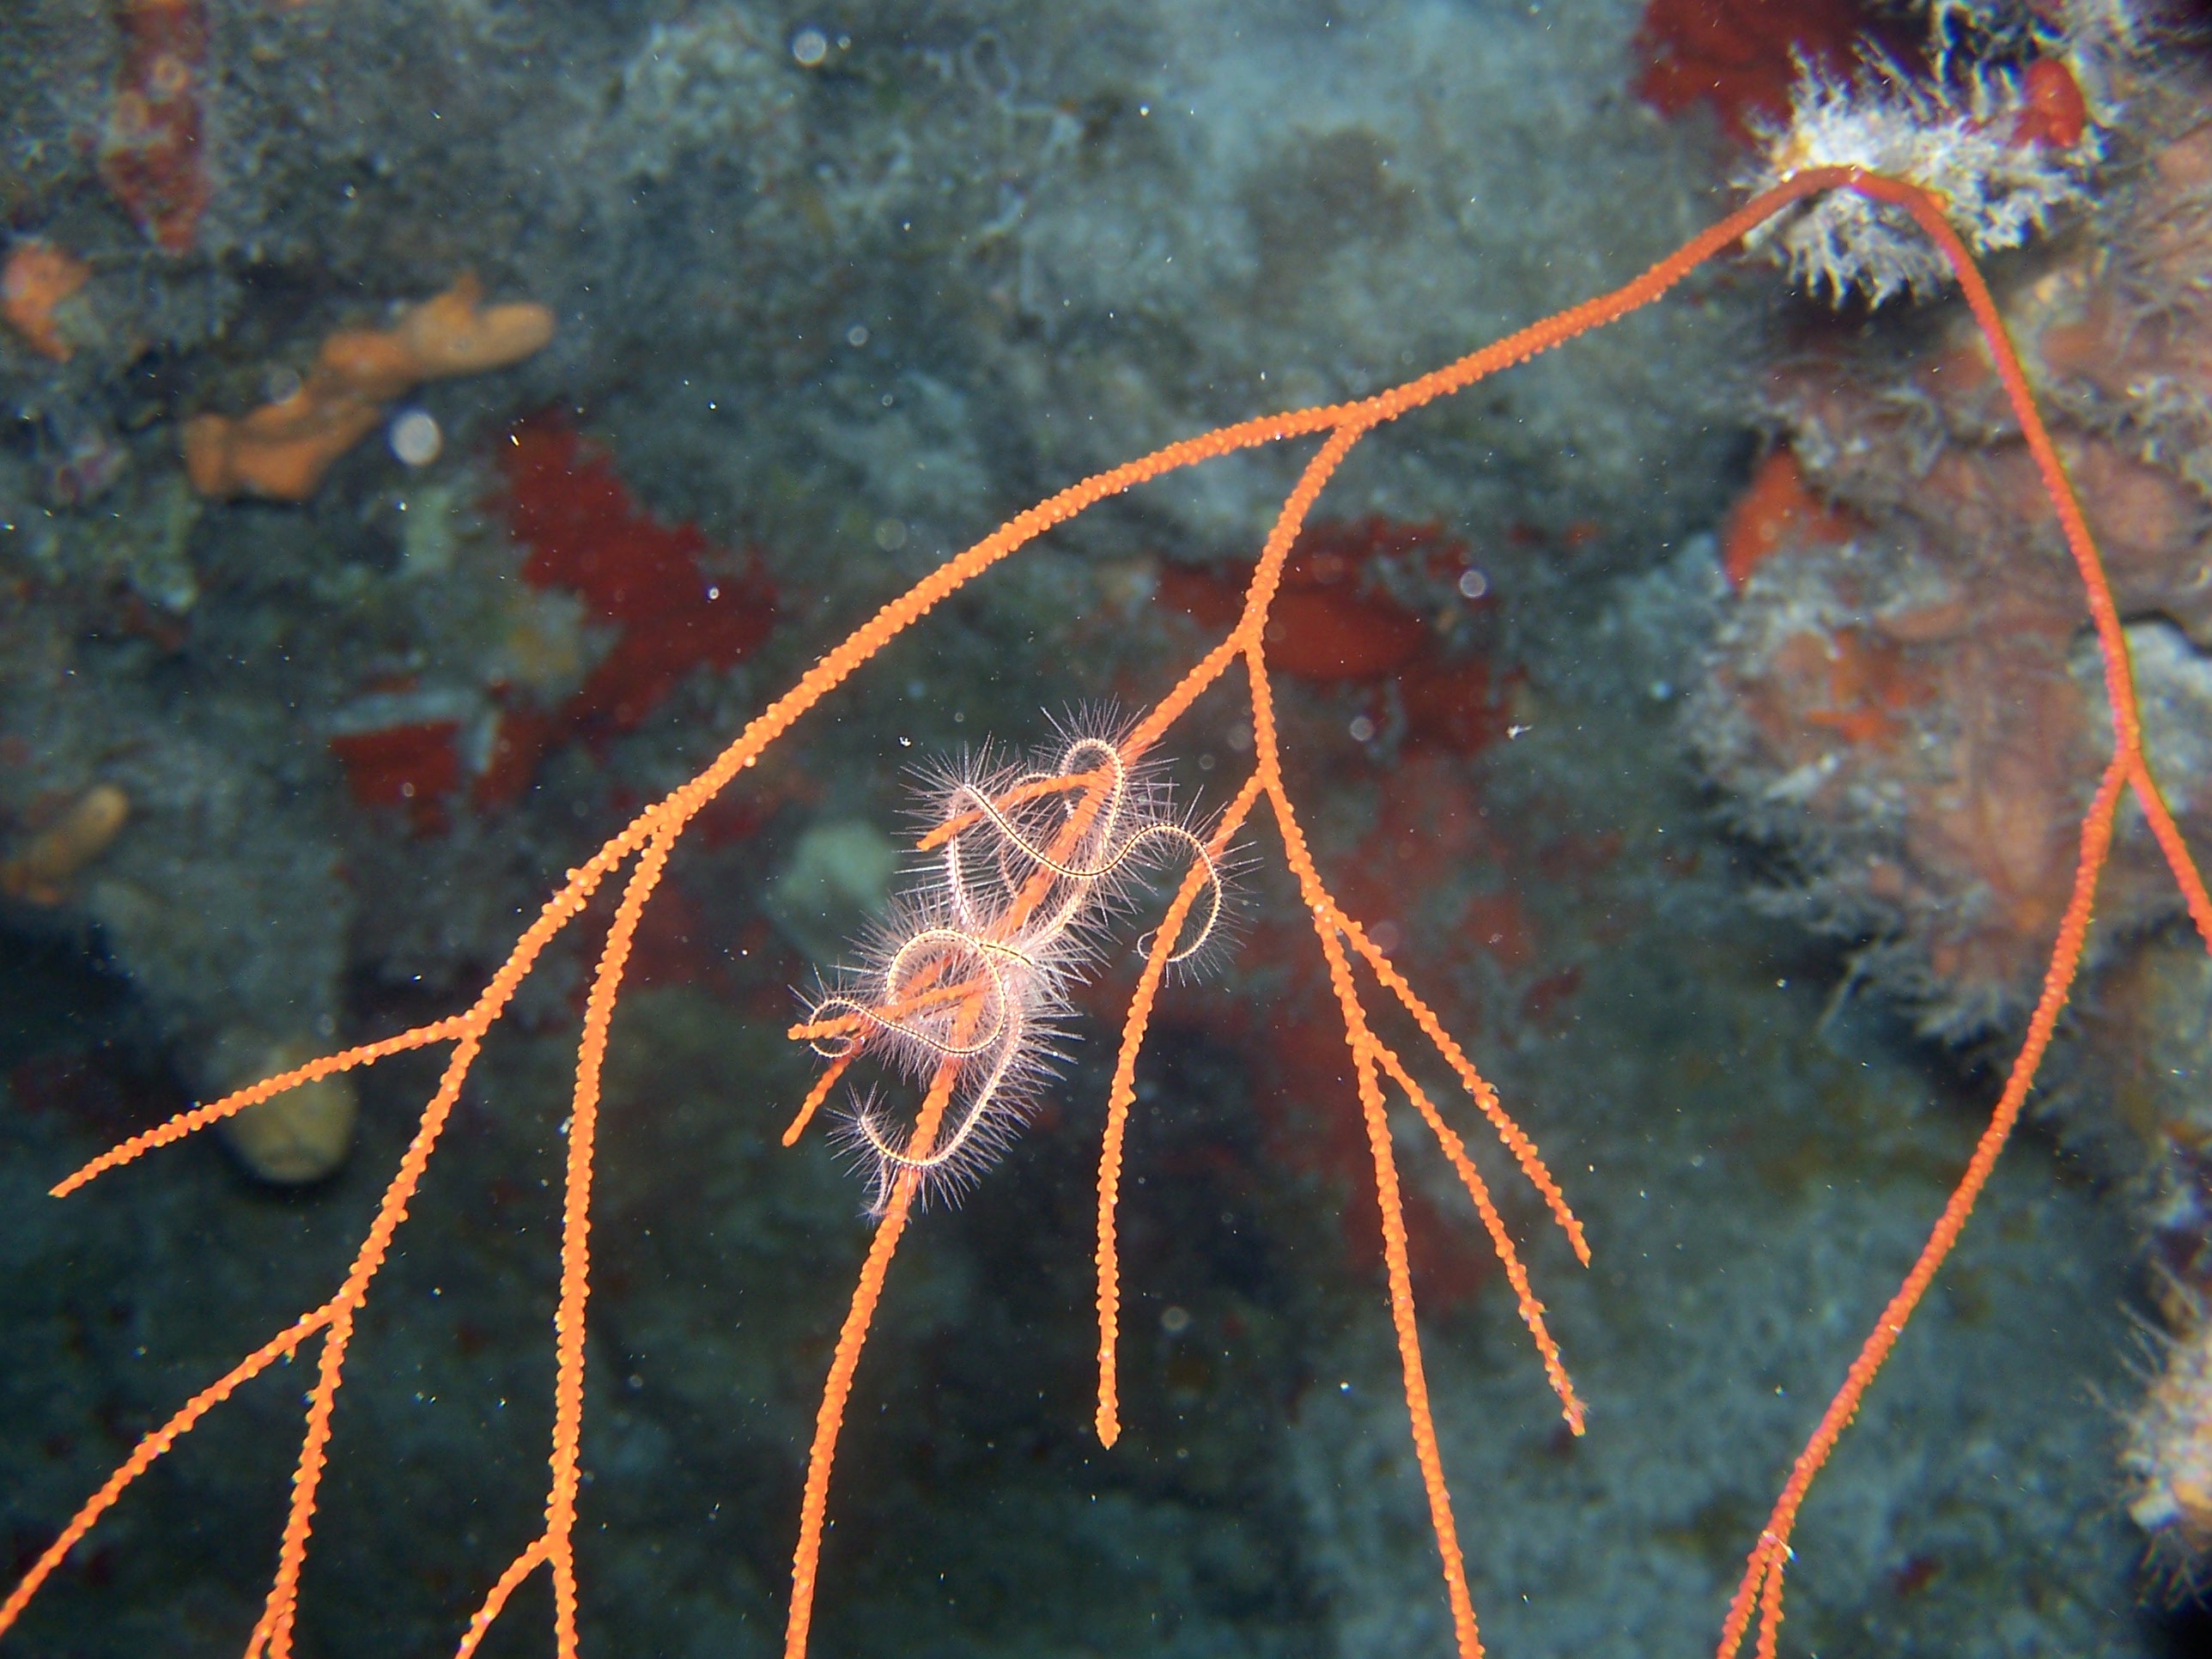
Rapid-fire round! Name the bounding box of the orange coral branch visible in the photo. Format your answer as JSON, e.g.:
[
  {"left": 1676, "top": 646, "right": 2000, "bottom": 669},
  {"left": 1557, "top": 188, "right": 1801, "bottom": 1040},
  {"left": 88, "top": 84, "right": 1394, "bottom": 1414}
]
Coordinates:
[
  {"left": 1714, "top": 172, "right": 2212, "bottom": 1659},
  {"left": 453, "top": 1539, "right": 551, "bottom": 1659},
  {"left": 783, "top": 1055, "right": 958, "bottom": 1659},
  {"left": 1095, "top": 768, "right": 1267, "bottom": 1448},
  {"left": 10, "top": 161, "right": 2191, "bottom": 1659},
  {"left": 782, "top": 1048, "right": 855, "bottom": 1146},
  {"left": 1247, "top": 592, "right": 1496, "bottom": 1652},
  {"left": 1339, "top": 913, "right": 1590, "bottom": 1267},
  {"left": 465, "top": 823, "right": 683, "bottom": 1658},
  {"left": 1368, "top": 1041, "right": 1585, "bottom": 1434},
  {"left": 0, "top": 1304, "right": 336, "bottom": 1635},
  {"left": 248, "top": 1026, "right": 494, "bottom": 1659},
  {"left": 1717, "top": 754, "right": 2127, "bottom": 1659},
  {"left": 51, "top": 1015, "right": 471, "bottom": 1197}
]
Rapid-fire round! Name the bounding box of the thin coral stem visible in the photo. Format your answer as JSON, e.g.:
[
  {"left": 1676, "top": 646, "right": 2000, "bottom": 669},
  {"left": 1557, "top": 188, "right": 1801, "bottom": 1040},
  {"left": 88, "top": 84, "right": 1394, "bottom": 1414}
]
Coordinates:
[
  {"left": 556, "top": 830, "right": 679, "bottom": 1652},
  {"left": 52, "top": 1018, "right": 472, "bottom": 1198},
  {"left": 253, "top": 1025, "right": 493, "bottom": 1659},
  {"left": 2129, "top": 754, "right": 2212, "bottom": 954},
  {"left": 1264, "top": 770, "right": 1485, "bottom": 1656},
  {"left": 1334, "top": 170, "right": 1869, "bottom": 437},
  {"left": 0, "top": 1306, "right": 335, "bottom": 1639},
  {"left": 231, "top": 822, "right": 672, "bottom": 1657},
  {"left": 3, "top": 828, "right": 654, "bottom": 1650},
  {"left": 1094, "top": 769, "right": 1267, "bottom": 1448},
  {"left": 1338, "top": 914, "right": 1589, "bottom": 1267},
  {"left": 783, "top": 1049, "right": 856, "bottom": 1146},
  {"left": 458, "top": 824, "right": 685, "bottom": 1659},
  {"left": 783, "top": 1059, "right": 958, "bottom": 1659},
  {"left": 1343, "top": 1013, "right": 1486, "bottom": 1659},
  {"left": 1754, "top": 1537, "right": 1789, "bottom": 1659},
  {"left": 1848, "top": 171, "right": 2138, "bottom": 739},
  {"left": 453, "top": 1539, "right": 551, "bottom": 1659},
  {"left": 49, "top": 805, "right": 663, "bottom": 1203},
  {"left": 1369, "top": 1042, "right": 1584, "bottom": 1433},
  {"left": 915, "top": 766, "right": 1111, "bottom": 853},
  {"left": 1717, "top": 169, "right": 2211, "bottom": 1657},
  {"left": 1718, "top": 754, "right": 2129, "bottom": 1659},
  {"left": 1240, "top": 520, "right": 1486, "bottom": 1656},
  {"left": 1133, "top": 428, "right": 1372, "bottom": 753}
]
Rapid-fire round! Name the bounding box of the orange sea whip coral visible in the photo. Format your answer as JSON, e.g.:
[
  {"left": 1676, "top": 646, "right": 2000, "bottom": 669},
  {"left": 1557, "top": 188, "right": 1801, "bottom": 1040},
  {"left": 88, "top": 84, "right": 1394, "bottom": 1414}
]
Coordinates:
[{"left": 2, "top": 165, "right": 2206, "bottom": 1659}]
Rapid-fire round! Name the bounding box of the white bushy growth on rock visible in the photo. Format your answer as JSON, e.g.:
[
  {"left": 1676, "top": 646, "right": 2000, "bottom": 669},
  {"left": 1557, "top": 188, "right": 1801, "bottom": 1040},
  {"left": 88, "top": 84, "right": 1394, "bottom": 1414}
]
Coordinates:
[{"left": 1741, "top": 52, "right": 2100, "bottom": 305}]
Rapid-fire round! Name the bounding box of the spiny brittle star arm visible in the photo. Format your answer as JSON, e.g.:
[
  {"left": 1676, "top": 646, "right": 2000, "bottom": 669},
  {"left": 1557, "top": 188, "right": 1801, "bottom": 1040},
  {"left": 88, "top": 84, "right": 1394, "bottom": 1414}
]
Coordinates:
[
  {"left": 946, "top": 784, "right": 1224, "bottom": 951},
  {"left": 810, "top": 929, "right": 1028, "bottom": 1060},
  {"left": 853, "top": 988, "right": 1027, "bottom": 1181}
]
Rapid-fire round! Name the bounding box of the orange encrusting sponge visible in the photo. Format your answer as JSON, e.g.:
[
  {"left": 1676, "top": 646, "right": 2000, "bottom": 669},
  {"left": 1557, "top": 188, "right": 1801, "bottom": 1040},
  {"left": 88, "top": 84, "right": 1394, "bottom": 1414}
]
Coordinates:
[
  {"left": 2, "top": 241, "right": 91, "bottom": 362},
  {"left": 183, "top": 273, "right": 553, "bottom": 501},
  {"left": 1720, "top": 448, "right": 1860, "bottom": 587}
]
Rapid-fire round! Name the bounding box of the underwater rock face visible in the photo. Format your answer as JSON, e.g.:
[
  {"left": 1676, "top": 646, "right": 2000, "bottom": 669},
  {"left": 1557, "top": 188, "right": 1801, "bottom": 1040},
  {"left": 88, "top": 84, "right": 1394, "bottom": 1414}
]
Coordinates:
[{"left": 1695, "top": 57, "right": 2212, "bottom": 1045}]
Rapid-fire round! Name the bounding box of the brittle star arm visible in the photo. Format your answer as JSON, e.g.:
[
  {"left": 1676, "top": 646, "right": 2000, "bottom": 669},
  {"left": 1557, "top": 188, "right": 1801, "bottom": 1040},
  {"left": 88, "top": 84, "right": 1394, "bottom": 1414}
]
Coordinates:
[{"left": 853, "top": 978, "right": 1027, "bottom": 1186}]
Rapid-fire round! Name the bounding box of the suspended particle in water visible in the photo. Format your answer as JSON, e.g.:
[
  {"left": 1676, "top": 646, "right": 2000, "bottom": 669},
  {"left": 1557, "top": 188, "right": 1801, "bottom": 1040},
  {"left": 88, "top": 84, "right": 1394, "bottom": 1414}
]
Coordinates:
[{"left": 389, "top": 409, "right": 442, "bottom": 468}]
